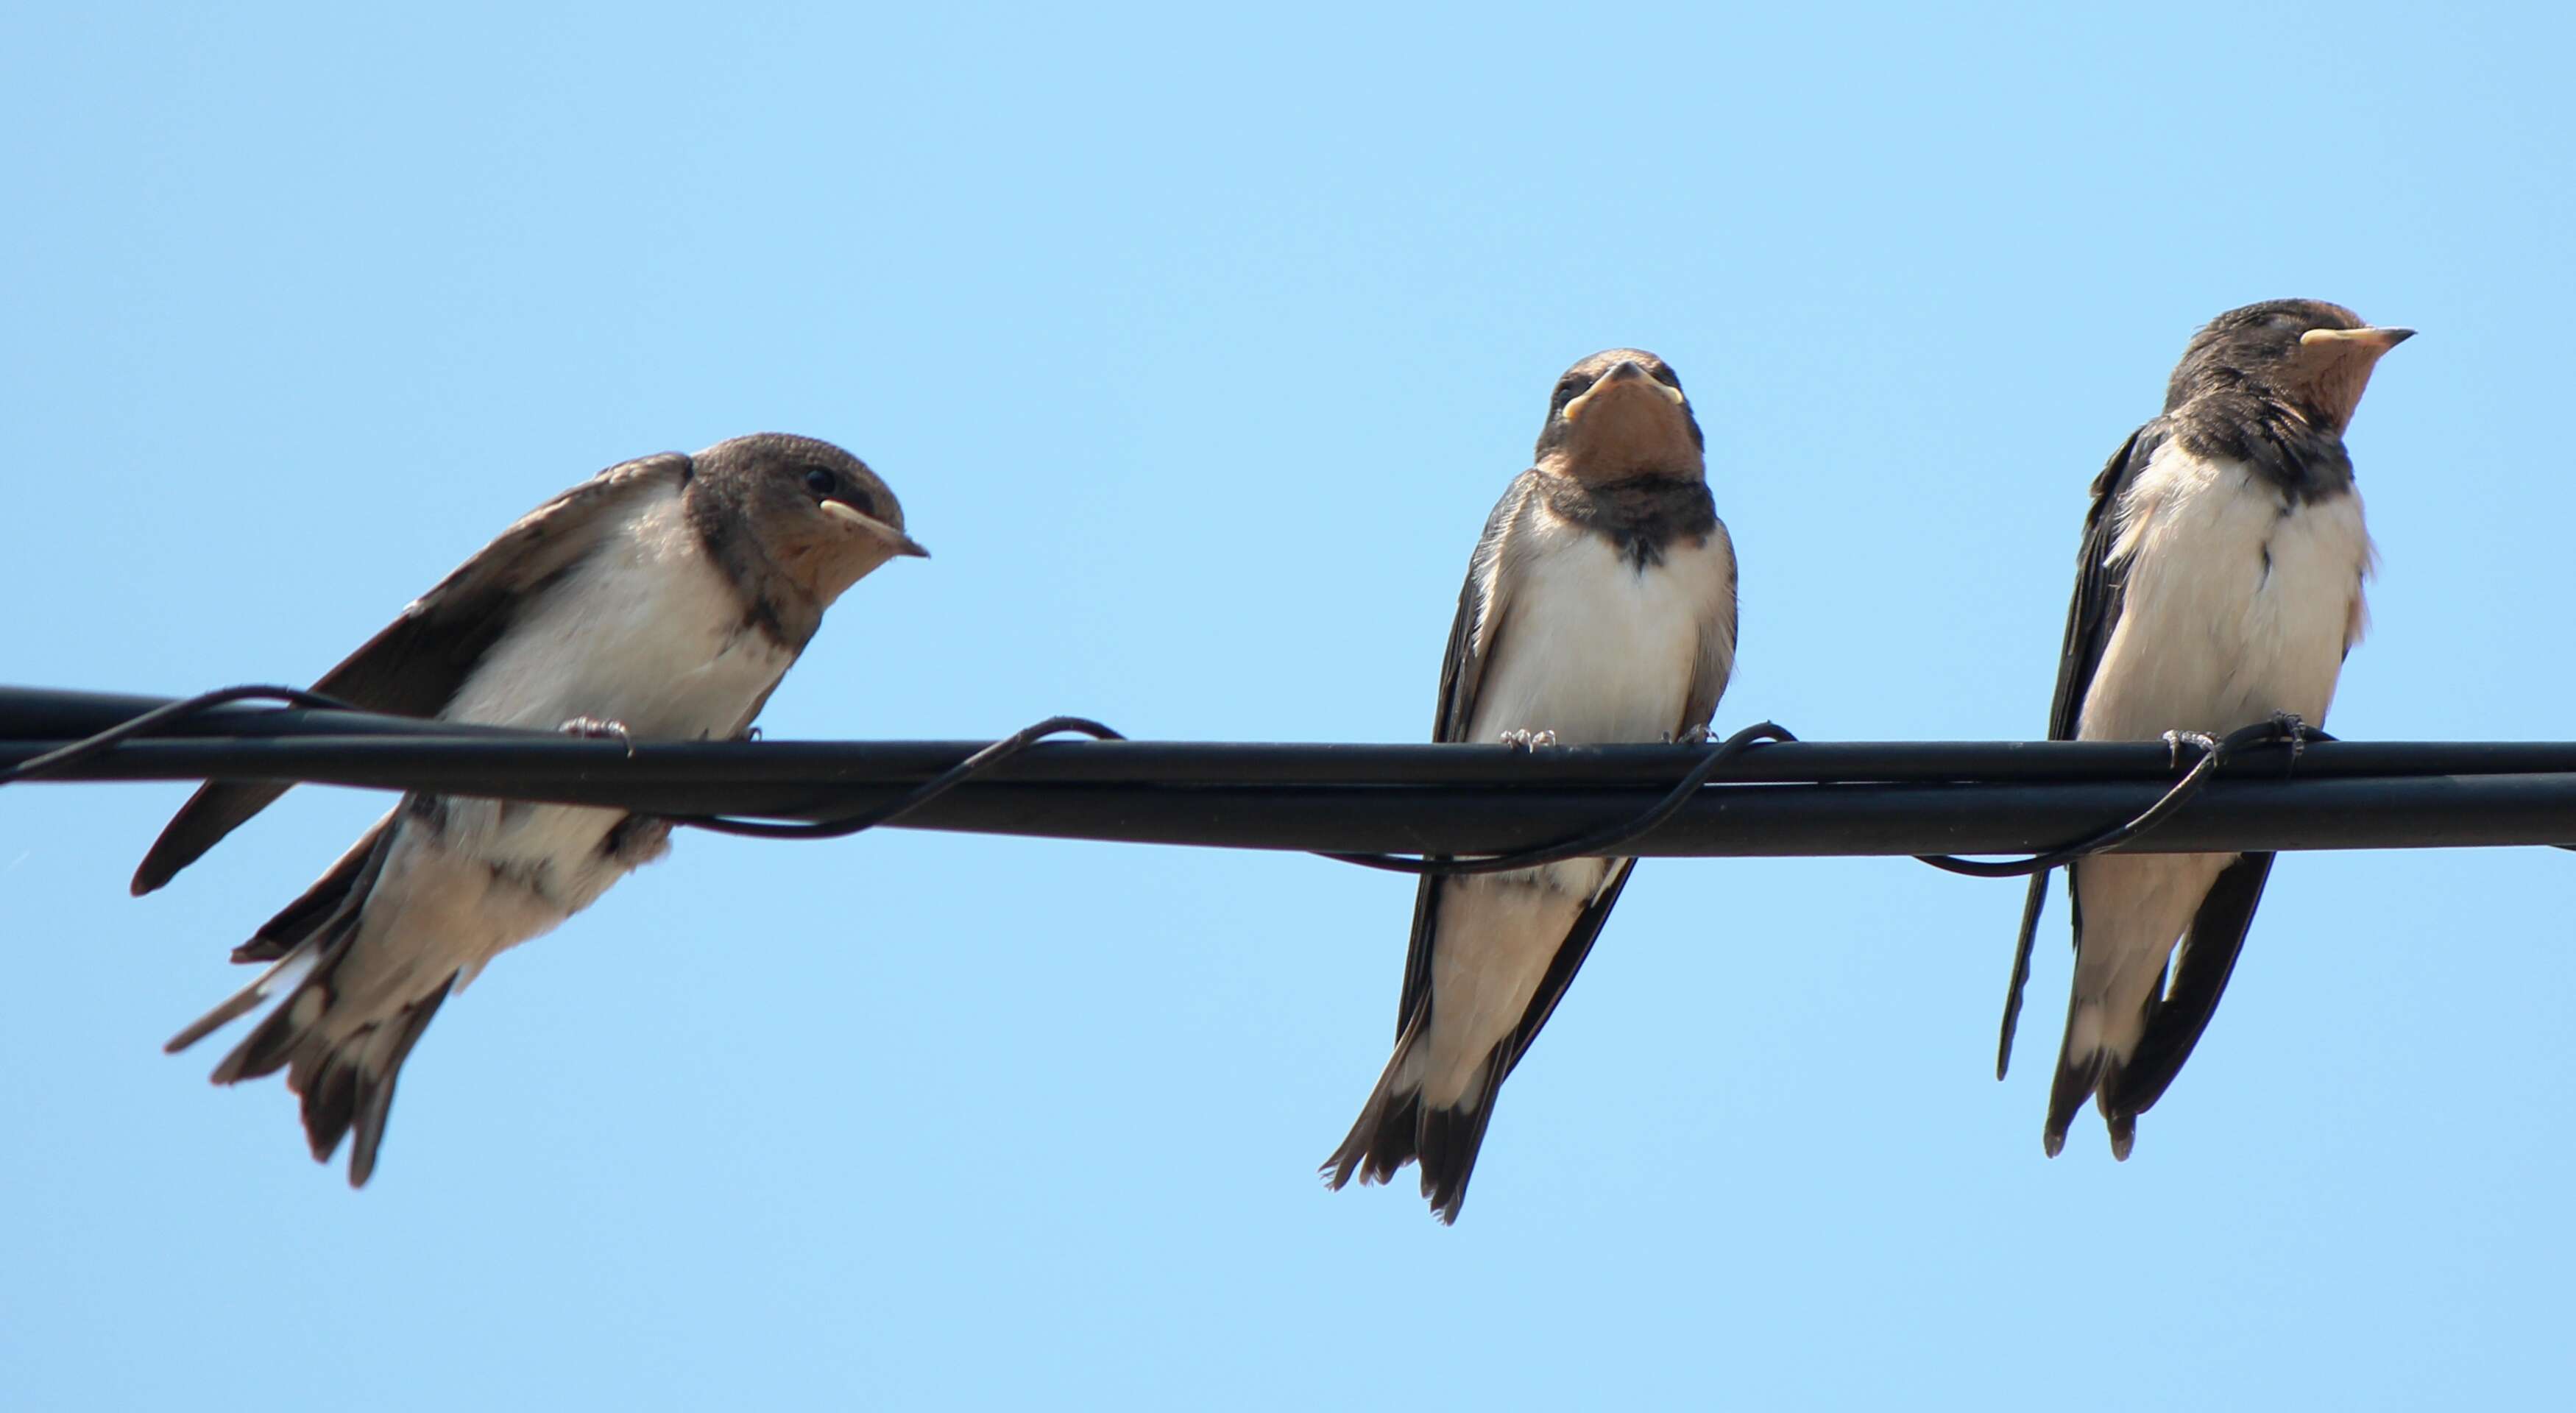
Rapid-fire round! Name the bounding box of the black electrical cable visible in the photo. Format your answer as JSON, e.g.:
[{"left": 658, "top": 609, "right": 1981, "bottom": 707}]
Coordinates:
[
  {"left": 0, "top": 684, "right": 360, "bottom": 785},
  {"left": 5, "top": 689, "right": 2564, "bottom": 868},
  {"left": 0, "top": 686, "right": 1136, "bottom": 845},
  {"left": 673, "top": 715, "right": 1129, "bottom": 839},
  {"left": 1316, "top": 721, "right": 1799, "bottom": 876},
  {"left": 1912, "top": 716, "right": 2326, "bottom": 879}
]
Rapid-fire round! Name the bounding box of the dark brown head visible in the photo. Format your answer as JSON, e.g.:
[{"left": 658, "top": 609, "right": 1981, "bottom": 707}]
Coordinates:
[
  {"left": 689, "top": 432, "right": 926, "bottom": 608},
  {"left": 2166, "top": 300, "right": 2413, "bottom": 434},
  {"left": 1532, "top": 349, "right": 1705, "bottom": 482}
]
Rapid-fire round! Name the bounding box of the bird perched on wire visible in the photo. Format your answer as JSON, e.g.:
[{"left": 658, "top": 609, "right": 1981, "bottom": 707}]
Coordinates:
[
  {"left": 1998, "top": 300, "right": 2410, "bottom": 1158},
  {"left": 1323, "top": 350, "right": 1738, "bottom": 1222},
  {"left": 138, "top": 432, "right": 927, "bottom": 1185}
]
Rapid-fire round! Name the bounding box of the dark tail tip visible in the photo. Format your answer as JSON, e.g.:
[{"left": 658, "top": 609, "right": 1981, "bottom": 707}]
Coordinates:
[
  {"left": 1322, "top": 1089, "right": 1422, "bottom": 1194},
  {"left": 1413, "top": 1048, "right": 1509, "bottom": 1225}
]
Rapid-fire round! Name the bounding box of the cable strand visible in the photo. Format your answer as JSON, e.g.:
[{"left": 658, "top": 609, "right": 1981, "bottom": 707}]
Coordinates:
[
  {"left": 671, "top": 715, "right": 1129, "bottom": 839},
  {"left": 0, "top": 684, "right": 359, "bottom": 786},
  {"left": 1914, "top": 717, "right": 2329, "bottom": 879},
  {"left": 1314, "top": 721, "right": 1800, "bottom": 875}
]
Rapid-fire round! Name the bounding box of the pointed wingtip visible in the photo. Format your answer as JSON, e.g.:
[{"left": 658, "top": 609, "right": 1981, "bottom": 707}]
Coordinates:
[
  {"left": 132, "top": 815, "right": 208, "bottom": 898},
  {"left": 131, "top": 836, "right": 191, "bottom": 894},
  {"left": 131, "top": 836, "right": 200, "bottom": 898},
  {"left": 130, "top": 781, "right": 296, "bottom": 899}
]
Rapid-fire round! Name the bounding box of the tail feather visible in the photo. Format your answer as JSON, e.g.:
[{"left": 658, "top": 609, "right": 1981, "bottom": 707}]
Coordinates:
[
  {"left": 2048, "top": 968, "right": 2167, "bottom": 1159},
  {"left": 284, "top": 983, "right": 453, "bottom": 1185},
  {"left": 167, "top": 819, "right": 449, "bottom": 1186},
  {"left": 1323, "top": 1007, "right": 1429, "bottom": 1191},
  {"left": 193, "top": 948, "right": 457, "bottom": 1186},
  {"left": 230, "top": 818, "right": 392, "bottom": 963},
  {"left": 1416, "top": 1049, "right": 1508, "bottom": 1225},
  {"left": 2106, "top": 854, "right": 2276, "bottom": 1122},
  {"left": 1323, "top": 1086, "right": 1422, "bottom": 1193},
  {"left": 165, "top": 950, "right": 316, "bottom": 1056},
  {"left": 1322, "top": 1007, "right": 1512, "bottom": 1224},
  {"left": 2043, "top": 1040, "right": 2103, "bottom": 1158}
]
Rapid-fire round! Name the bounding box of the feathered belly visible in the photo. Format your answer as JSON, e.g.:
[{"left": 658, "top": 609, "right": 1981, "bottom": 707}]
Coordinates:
[
  {"left": 1466, "top": 534, "right": 1720, "bottom": 894},
  {"left": 432, "top": 518, "right": 796, "bottom": 882},
  {"left": 2082, "top": 457, "right": 2369, "bottom": 740}
]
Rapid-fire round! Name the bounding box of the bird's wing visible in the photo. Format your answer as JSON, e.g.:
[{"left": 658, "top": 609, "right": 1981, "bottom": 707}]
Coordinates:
[
  {"left": 1677, "top": 516, "right": 1738, "bottom": 737},
  {"left": 1391, "top": 473, "right": 1540, "bottom": 1036},
  {"left": 1997, "top": 423, "right": 2164, "bottom": 1074},
  {"left": 2107, "top": 852, "right": 2275, "bottom": 1117},
  {"left": 227, "top": 814, "right": 395, "bottom": 963},
  {"left": 130, "top": 452, "right": 693, "bottom": 894}
]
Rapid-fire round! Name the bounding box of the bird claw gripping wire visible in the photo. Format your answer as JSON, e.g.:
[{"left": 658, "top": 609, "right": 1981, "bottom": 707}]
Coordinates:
[
  {"left": 2271, "top": 711, "right": 2311, "bottom": 765},
  {"left": 558, "top": 716, "right": 637, "bottom": 757},
  {"left": 1498, "top": 729, "right": 1559, "bottom": 751},
  {"left": 2162, "top": 729, "right": 2218, "bottom": 769}
]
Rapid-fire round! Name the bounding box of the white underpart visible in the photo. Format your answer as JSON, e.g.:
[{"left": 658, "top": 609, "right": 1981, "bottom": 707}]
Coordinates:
[
  {"left": 1411, "top": 506, "right": 1736, "bottom": 1106},
  {"left": 322, "top": 489, "right": 799, "bottom": 1024},
  {"left": 2067, "top": 443, "right": 2372, "bottom": 1064}
]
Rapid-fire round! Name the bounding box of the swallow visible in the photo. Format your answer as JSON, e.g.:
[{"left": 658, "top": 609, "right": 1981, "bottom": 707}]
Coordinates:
[
  {"left": 1323, "top": 350, "right": 1738, "bottom": 1222},
  {"left": 1998, "top": 300, "right": 2410, "bottom": 1158},
  {"left": 138, "top": 432, "right": 926, "bottom": 1185}
]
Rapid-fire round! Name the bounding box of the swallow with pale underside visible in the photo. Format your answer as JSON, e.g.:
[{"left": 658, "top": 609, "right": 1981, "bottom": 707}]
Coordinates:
[
  {"left": 1323, "top": 350, "right": 1738, "bottom": 1223},
  {"left": 1998, "top": 300, "right": 2410, "bottom": 1158},
  {"left": 141, "top": 432, "right": 926, "bottom": 1185}
]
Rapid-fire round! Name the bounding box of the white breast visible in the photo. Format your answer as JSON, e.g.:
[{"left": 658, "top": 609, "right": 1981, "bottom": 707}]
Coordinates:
[
  {"left": 447, "top": 495, "right": 796, "bottom": 739},
  {"left": 1468, "top": 513, "right": 1733, "bottom": 747},
  {"left": 437, "top": 492, "right": 799, "bottom": 873},
  {"left": 2080, "top": 443, "right": 2371, "bottom": 741}
]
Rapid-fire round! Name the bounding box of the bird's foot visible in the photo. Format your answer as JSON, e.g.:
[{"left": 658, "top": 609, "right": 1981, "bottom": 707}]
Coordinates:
[
  {"left": 1663, "top": 724, "right": 1710, "bottom": 746},
  {"left": 1498, "top": 729, "right": 1559, "bottom": 752},
  {"left": 2162, "top": 729, "right": 2218, "bottom": 769},
  {"left": 559, "top": 715, "right": 637, "bottom": 757},
  {"left": 2270, "top": 711, "right": 2311, "bottom": 761}
]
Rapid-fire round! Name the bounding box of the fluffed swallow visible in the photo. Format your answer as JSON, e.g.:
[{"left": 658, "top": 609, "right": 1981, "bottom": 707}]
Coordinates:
[
  {"left": 2003, "top": 300, "right": 2410, "bottom": 1158},
  {"left": 139, "top": 432, "right": 926, "bottom": 1184},
  {"left": 1323, "top": 350, "right": 1738, "bottom": 1222}
]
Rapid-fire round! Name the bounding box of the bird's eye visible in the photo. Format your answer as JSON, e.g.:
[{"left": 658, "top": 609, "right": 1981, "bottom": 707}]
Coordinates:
[
  {"left": 803, "top": 467, "right": 837, "bottom": 495},
  {"left": 1553, "top": 377, "right": 1591, "bottom": 409}
]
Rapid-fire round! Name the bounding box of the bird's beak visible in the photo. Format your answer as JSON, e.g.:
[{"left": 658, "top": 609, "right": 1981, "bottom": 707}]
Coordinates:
[
  {"left": 820, "top": 499, "right": 931, "bottom": 558},
  {"left": 1561, "top": 360, "right": 1686, "bottom": 422},
  {"left": 2300, "top": 325, "right": 2416, "bottom": 356}
]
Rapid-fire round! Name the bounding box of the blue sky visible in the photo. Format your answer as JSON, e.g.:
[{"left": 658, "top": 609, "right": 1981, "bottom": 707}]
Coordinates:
[{"left": 4, "top": 4, "right": 2571, "bottom": 1408}]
